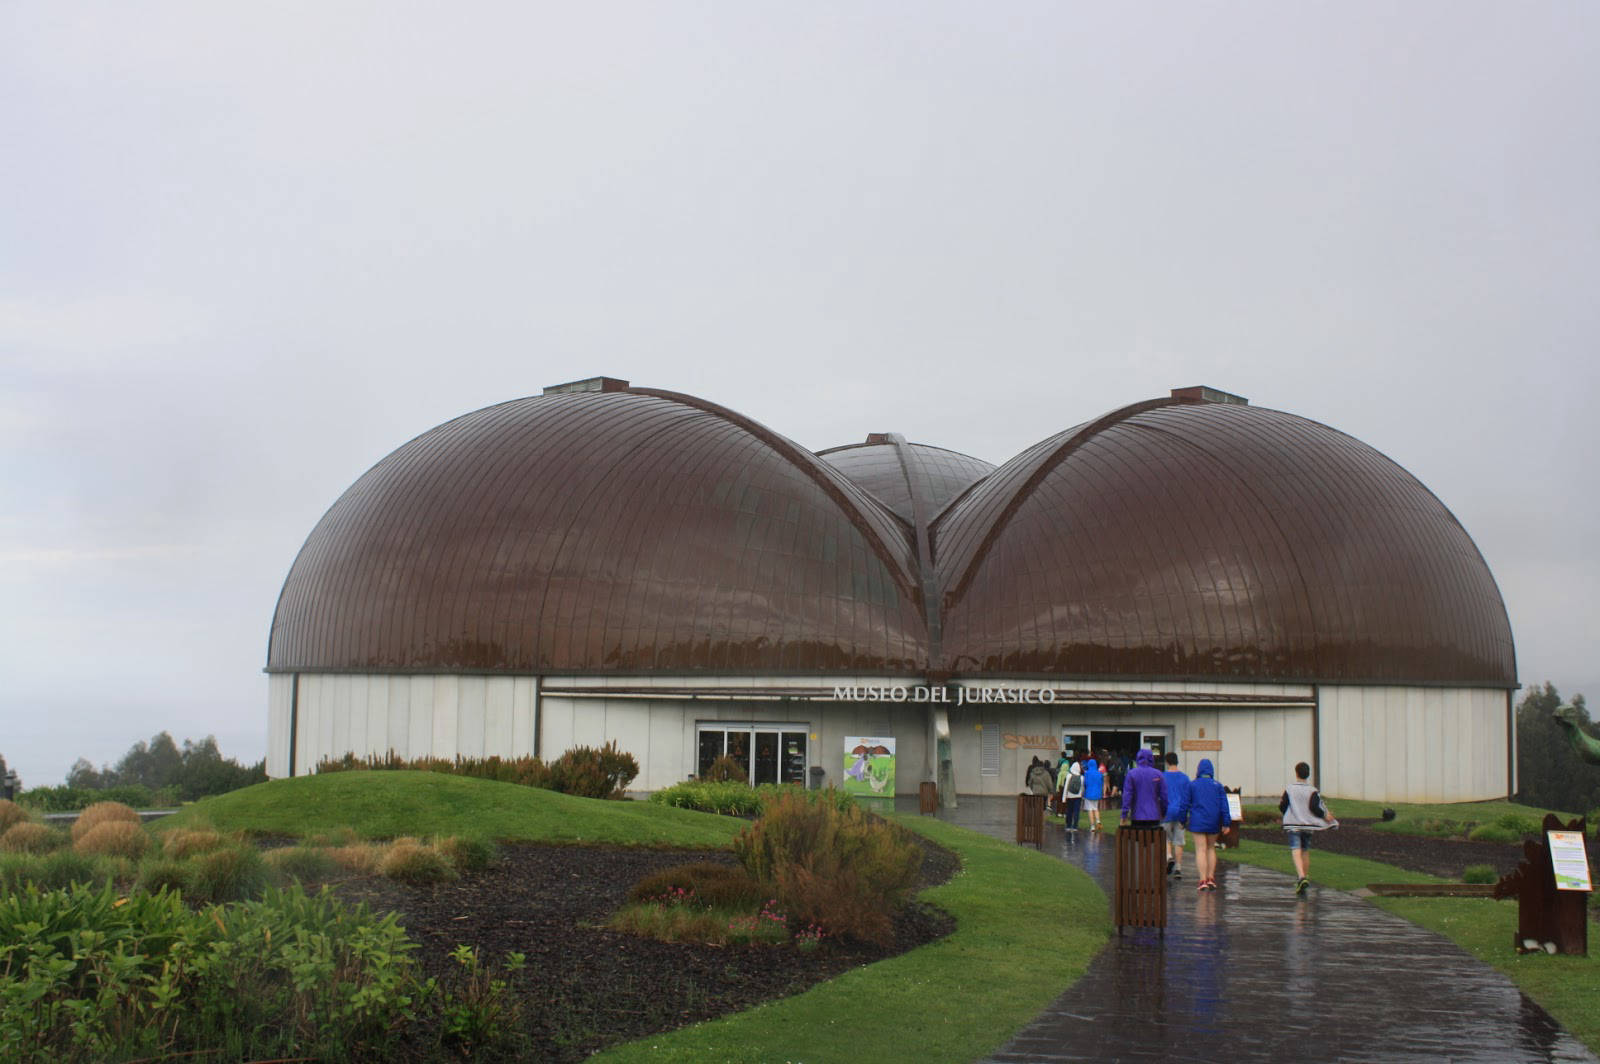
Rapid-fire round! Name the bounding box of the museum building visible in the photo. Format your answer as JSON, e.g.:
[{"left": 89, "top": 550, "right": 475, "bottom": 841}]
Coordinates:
[{"left": 266, "top": 378, "right": 1518, "bottom": 802}]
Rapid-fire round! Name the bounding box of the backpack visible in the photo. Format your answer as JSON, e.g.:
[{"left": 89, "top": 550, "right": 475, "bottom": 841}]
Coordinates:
[{"left": 1066, "top": 772, "right": 1083, "bottom": 798}]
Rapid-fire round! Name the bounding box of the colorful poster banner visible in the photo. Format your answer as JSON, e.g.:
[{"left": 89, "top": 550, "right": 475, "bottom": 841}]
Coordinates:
[
  {"left": 843, "top": 736, "right": 895, "bottom": 798},
  {"left": 1548, "top": 831, "right": 1593, "bottom": 892}
]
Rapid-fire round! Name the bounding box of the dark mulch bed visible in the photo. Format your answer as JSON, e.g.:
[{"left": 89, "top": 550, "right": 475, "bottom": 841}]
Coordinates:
[
  {"left": 326, "top": 834, "right": 959, "bottom": 1062},
  {"left": 1235, "top": 818, "right": 1528, "bottom": 880}
]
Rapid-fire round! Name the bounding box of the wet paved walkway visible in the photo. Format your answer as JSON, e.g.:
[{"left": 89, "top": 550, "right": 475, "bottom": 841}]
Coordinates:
[{"left": 904, "top": 796, "right": 1595, "bottom": 1064}]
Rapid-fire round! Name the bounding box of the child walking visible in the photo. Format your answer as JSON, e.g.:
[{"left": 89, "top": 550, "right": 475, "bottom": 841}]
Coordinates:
[
  {"left": 1186, "top": 758, "right": 1231, "bottom": 891},
  {"left": 1279, "top": 761, "right": 1338, "bottom": 893}
]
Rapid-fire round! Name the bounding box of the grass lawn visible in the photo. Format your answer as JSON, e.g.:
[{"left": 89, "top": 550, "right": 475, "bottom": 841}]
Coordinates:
[
  {"left": 593, "top": 814, "right": 1112, "bottom": 1064},
  {"left": 158, "top": 771, "right": 745, "bottom": 848},
  {"left": 1219, "top": 828, "right": 1598, "bottom": 1056}
]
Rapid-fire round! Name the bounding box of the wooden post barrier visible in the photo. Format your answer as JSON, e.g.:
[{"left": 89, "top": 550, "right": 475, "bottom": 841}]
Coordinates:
[
  {"left": 1114, "top": 825, "right": 1167, "bottom": 932},
  {"left": 1493, "top": 814, "right": 1590, "bottom": 956},
  {"left": 919, "top": 781, "right": 938, "bottom": 814},
  {"left": 1015, "top": 793, "right": 1045, "bottom": 848}
]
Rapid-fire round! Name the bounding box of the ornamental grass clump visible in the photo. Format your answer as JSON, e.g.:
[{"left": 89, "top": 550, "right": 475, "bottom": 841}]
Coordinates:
[
  {"left": 265, "top": 844, "right": 342, "bottom": 883},
  {"left": 437, "top": 835, "right": 497, "bottom": 873},
  {"left": 0, "top": 797, "right": 27, "bottom": 833},
  {"left": 1469, "top": 813, "right": 1541, "bottom": 843},
  {"left": 162, "top": 828, "right": 229, "bottom": 859},
  {"left": 627, "top": 862, "right": 767, "bottom": 910},
  {"left": 733, "top": 787, "right": 922, "bottom": 946},
  {"left": 1, "top": 821, "right": 63, "bottom": 855},
  {"left": 71, "top": 800, "right": 142, "bottom": 841},
  {"left": 1462, "top": 863, "right": 1499, "bottom": 884},
  {"left": 74, "top": 819, "right": 151, "bottom": 860},
  {"left": 378, "top": 837, "right": 457, "bottom": 883},
  {"left": 185, "top": 843, "right": 269, "bottom": 903}
]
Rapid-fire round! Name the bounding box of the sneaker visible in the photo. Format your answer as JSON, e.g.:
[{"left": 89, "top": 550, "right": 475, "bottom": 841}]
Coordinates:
[
  {"left": 1166, "top": 859, "right": 1176, "bottom": 875},
  {"left": 1296, "top": 877, "right": 1309, "bottom": 895},
  {"left": 1172, "top": 867, "right": 1182, "bottom": 879},
  {"left": 1202, "top": 879, "right": 1217, "bottom": 891}
]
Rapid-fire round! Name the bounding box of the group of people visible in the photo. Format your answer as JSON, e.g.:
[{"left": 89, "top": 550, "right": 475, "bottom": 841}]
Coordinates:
[{"left": 1043, "top": 749, "right": 1338, "bottom": 893}]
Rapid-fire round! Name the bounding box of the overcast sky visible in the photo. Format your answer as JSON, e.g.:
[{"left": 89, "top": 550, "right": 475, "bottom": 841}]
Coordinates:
[{"left": 3, "top": 3, "right": 1596, "bottom": 787}]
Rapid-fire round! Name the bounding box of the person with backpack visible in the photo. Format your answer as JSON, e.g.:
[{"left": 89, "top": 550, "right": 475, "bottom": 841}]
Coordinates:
[{"left": 1061, "top": 759, "right": 1085, "bottom": 832}]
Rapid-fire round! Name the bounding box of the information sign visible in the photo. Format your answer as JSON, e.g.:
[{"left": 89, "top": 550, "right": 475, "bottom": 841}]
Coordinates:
[
  {"left": 1225, "top": 793, "right": 1243, "bottom": 823},
  {"left": 1547, "top": 831, "right": 1593, "bottom": 892}
]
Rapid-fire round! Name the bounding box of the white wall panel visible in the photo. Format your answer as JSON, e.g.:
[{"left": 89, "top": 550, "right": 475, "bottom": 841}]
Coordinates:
[
  {"left": 511, "top": 679, "right": 536, "bottom": 758},
  {"left": 542, "top": 697, "right": 576, "bottom": 758},
  {"left": 431, "top": 676, "right": 459, "bottom": 758},
  {"left": 1319, "top": 686, "right": 1510, "bottom": 801},
  {"left": 386, "top": 678, "right": 410, "bottom": 759},
  {"left": 457, "top": 676, "right": 487, "bottom": 759},
  {"left": 365, "top": 678, "right": 387, "bottom": 757},
  {"left": 408, "top": 677, "right": 434, "bottom": 759},
  {"left": 483, "top": 679, "right": 513, "bottom": 755},
  {"left": 267, "top": 674, "right": 293, "bottom": 777}
]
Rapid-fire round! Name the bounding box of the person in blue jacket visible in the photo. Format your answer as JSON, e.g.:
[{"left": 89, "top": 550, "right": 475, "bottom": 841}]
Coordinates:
[
  {"left": 1187, "top": 758, "right": 1231, "bottom": 891},
  {"left": 1081, "top": 757, "right": 1105, "bottom": 832},
  {"left": 1161, "top": 751, "right": 1192, "bottom": 879}
]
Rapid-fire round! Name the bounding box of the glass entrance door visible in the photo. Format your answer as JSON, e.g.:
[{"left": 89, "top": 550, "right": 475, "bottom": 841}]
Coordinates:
[{"left": 697, "top": 724, "right": 809, "bottom": 785}]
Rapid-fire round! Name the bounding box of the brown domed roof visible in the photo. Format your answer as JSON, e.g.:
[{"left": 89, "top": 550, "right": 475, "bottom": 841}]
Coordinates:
[
  {"left": 933, "top": 398, "right": 1516, "bottom": 684},
  {"left": 818, "top": 438, "right": 995, "bottom": 526},
  {"left": 269, "top": 387, "right": 1515, "bottom": 687},
  {"left": 268, "top": 388, "right": 928, "bottom": 673}
]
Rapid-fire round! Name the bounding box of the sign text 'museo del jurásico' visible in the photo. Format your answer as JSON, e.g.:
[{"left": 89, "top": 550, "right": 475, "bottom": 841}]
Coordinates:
[{"left": 830, "top": 684, "right": 1057, "bottom": 705}]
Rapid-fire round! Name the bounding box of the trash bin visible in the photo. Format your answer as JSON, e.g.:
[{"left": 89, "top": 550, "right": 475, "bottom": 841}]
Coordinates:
[
  {"left": 1114, "top": 825, "right": 1167, "bottom": 931},
  {"left": 918, "top": 781, "right": 938, "bottom": 814},
  {"left": 808, "top": 766, "right": 827, "bottom": 790},
  {"left": 1015, "top": 793, "right": 1045, "bottom": 848}
]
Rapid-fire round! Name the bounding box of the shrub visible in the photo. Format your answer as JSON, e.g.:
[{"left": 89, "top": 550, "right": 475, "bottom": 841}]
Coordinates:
[
  {"left": 378, "top": 838, "right": 457, "bottom": 883},
  {"left": 704, "top": 755, "right": 746, "bottom": 783},
  {"left": 71, "top": 800, "right": 142, "bottom": 841},
  {"left": 0, "top": 881, "right": 424, "bottom": 1061},
  {"left": 437, "top": 945, "right": 527, "bottom": 1056},
  {"left": 733, "top": 787, "right": 922, "bottom": 946},
  {"left": 162, "top": 828, "right": 229, "bottom": 859},
  {"left": 1469, "top": 813, "right": 1540, "bottom": 843},
  {"left": 0, "top": 798, "right": 26, "bottom": 833},
  {"left": 1462, "top": 864, "right": 1499, "bottom": 884},
  {"left": 327, "top": 843, "right": 384, "bottom": 875},
  {"left": 0, "top": 853, "right": 45, "bottom": 891},
  {"left": 547, "top": 741, "right": 639, "bottom": 799},
  {"left": 74, "top": 820, "right": 151, "bottom": 859},
  {"left": 651, "top": 780, "right": 763, "bottom": 816},
  {"left": 185, "top": 844, "right": 269, "bottom": 903},
  {"left": 33, "top": 848, "right": 108, "bottom": 889},
  {"left": 0, "top": 821, "right": 63, "bottom": 855},
  {"left": 265, "top": 845, "right": 342, "bottom": 883},
  {"left": 437, "top": 835, "right": 497, "bottom": 873},
  {"left": 1242, "top": 807, "right": 1279, "bottom": 826},
  {"left": 628, "top": 862, "right": 767, "bottom": 909},
  {"left": 138, "top": 856, "right": 191, "bottom": 894}
]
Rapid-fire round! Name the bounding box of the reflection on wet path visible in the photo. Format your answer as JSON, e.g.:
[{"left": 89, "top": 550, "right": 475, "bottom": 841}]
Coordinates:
[{"left": 900, "top": 797, "right": 1595, "bottom": 1063}]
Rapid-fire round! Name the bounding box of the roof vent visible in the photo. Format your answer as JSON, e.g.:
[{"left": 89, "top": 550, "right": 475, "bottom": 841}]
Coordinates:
[
  {"left": 864, "top": 433, "right": 893, "bottom": 446},
  {"left": 543, "top": 376, "right": 631, "bottom": 395},
  {"left": 1171, "top": 386, "right": 1248, "bottom": 405}
]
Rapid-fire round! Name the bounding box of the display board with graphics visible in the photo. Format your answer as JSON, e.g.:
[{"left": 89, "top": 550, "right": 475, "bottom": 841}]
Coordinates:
[
  {"left": 1548, "top": 831, "right": 1593, "bottom": 892},
  {"left": 843, "top": 736, "right": 895, "bottom": 798}
]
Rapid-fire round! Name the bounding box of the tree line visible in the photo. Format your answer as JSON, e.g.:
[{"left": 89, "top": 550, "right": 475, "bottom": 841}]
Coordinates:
[
  {"left": 1515, "top": 682, "right": 1598, "bottom": 818},
  {"left": 8, "top": 732, "right": 266, "bottom": 811}
]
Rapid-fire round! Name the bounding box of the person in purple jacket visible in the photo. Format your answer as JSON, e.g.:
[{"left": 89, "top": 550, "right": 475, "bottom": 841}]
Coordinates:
[{"left": 1119, "top": 748, "right": 1168, "bottom": 829}]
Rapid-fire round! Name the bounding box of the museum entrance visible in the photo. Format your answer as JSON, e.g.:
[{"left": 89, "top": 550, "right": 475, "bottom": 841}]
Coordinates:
[
  {"left": 696, "top": 723, "right": 808, "bottom": 785},
  {"left": 1060, "top": 727, "right": 1172, "bottom": 765}
]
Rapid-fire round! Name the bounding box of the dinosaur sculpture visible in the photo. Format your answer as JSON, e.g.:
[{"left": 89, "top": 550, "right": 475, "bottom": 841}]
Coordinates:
[{"left": 1552, "top": 705, "right": 1600, "bottom": 766}]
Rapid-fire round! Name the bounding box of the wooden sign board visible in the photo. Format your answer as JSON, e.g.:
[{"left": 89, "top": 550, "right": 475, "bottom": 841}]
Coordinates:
[{"left": 1181, "top": 739, "right": 1222, "bottom": 751}]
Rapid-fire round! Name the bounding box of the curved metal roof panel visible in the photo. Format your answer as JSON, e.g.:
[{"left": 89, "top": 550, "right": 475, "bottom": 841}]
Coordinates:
[
  {"left": 269, "top": 390, "right": 929, "bottom": 673},
  {"left": 819, "top": 440, "right": 995, "bottom": 525},
  {"left": 935, "top": 400, "right": 1515, "bottom": 684}
]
